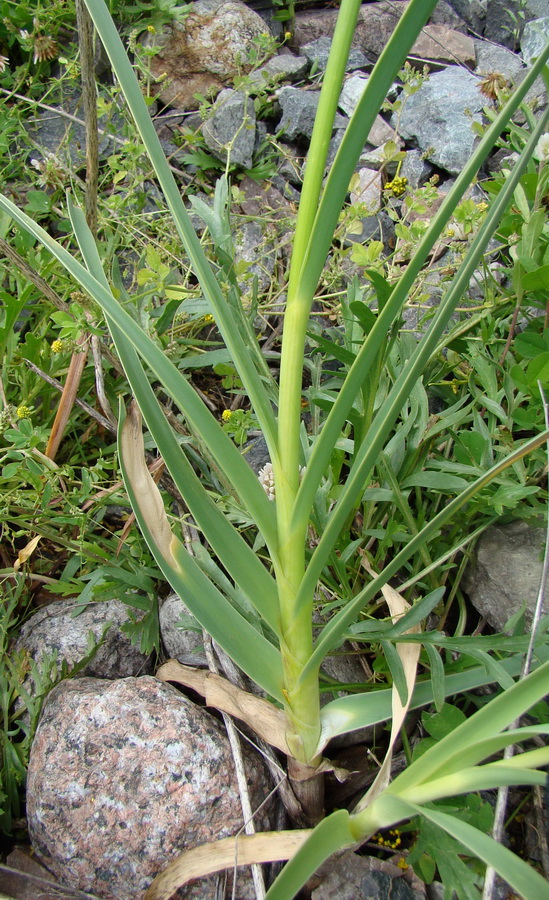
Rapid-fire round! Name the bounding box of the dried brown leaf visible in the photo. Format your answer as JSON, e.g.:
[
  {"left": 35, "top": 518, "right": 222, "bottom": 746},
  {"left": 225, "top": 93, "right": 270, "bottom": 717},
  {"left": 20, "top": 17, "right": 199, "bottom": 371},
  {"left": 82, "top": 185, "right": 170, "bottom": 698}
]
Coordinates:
[
  {"left": 157, "top": 660, "right": 291, "bottom": 755},
  {"left": 354, "top": 556, "right": 421, "bottom": 810},
  {"left": 13, "top": 535, "right": 41, "bottom": 571},
  {"left": 119, "top": 402, "right": 174, "bottom": 563},
  {"left": 144, "top": 830, "right": 311, "bottom": 900}
]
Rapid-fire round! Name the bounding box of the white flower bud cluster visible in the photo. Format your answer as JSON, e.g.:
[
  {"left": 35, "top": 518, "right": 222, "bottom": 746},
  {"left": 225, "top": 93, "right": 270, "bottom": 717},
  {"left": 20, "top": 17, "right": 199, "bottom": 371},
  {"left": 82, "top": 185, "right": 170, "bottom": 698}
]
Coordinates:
[
  {"left": 257, "top": 463, "right": 305, "bottom": 501},
  {"left": 258, "top": 462, "right": 276, "bottom": 500},
  {"left": 535, "top": 133, "right": 549, "bottom": 164}
]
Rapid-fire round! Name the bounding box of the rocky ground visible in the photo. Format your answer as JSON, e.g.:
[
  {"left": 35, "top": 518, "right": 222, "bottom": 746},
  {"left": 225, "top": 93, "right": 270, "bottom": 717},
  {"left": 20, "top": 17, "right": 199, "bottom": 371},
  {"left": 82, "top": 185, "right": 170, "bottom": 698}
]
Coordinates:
[{"left": 2, "top": 1, "right": 549, "bottom": 898}]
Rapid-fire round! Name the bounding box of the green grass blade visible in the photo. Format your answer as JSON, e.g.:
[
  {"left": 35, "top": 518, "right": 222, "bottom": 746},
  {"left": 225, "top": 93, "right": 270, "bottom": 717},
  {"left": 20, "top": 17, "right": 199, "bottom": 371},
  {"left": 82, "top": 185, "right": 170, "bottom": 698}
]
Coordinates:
[
  {"left": 317, "top": 652, "right": 528, "bottom": 750},
  {"left": 68, "top": 200, "right": 281, "bottom": 634},
  {"left": 391, "top": 799, "right": 549, "bottom": 900},
  {"left": 278, "top": 0, "right": 439, "bottom": 540},
  {"left": 297, "top": 97, "right": 549, "bottom": 614},
  {"left": 264, "top": 810, "right": 356, "bottom": 900},
  {"left": 117, "top": 403, "right": 284, "bottom": 701},
  {"left": 0, "top": 194, "right": 280, "bottom": 559},
  {"left": 82, "top": 0, "right": 279, "bottom": 461},
  {"left": 305, "top": 428, "right": 549, "bottom": 680},
  {"left": 296, "top": 0, "right": 439, "bottom": 301},
  {"left": 424, "top": 727, "right": 549, "bottom": 779},
  {"left": 404, "top": 766, "right": 547, "bottom": 804},
  {"left": 388, "top": 659, "right": 549, "bottom": 793},
  {"left": 294, "top": 45, "right": 549, "bottom": 534},
  {"left": 287, "top": 0, "right": 362, "bottom": 284}
]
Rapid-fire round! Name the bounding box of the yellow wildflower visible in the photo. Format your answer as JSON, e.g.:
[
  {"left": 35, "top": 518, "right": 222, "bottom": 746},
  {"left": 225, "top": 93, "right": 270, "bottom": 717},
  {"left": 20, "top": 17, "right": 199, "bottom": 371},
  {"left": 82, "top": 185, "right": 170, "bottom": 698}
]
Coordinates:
[
  {"left": 51, "top": 339, "right": 65, "bottom": 353},
  {"left": 384, "top": 176, "right": 408, "bottom": 197},
  {"left": 16, "top": 405, "right": 32, "bottom": 419},
  {"left": 221, "top": 409, "right": 232, "bottom": 422}
]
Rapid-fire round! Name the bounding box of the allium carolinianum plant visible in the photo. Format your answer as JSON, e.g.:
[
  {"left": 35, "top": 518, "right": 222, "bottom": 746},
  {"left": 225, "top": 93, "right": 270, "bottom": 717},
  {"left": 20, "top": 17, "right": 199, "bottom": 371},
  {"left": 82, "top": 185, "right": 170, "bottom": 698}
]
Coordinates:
[{"left": 0, "top": 0, "right": 548, "bottom": 896}]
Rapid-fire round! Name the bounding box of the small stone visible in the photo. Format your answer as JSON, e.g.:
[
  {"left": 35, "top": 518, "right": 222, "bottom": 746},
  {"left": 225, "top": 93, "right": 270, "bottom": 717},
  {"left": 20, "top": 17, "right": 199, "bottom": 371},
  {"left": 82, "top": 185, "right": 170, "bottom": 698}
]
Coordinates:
[
  {"left": 521, "top": 16, "right": 549, "bottom": 65},
  {"left": 350, "top": 168, "right": 383, "bottom": 213},
  {"left": 246, "top": 53, "right": 309, "bottom": 88},
  {"left": 277, "top": 85, "right": 320, "bottom": 140},
  {"left": 339, "top": 73, "right": 370, "bottom": 116},
  {"left": 359, "top": 143, "right": 400, "bottom": 175},
  {"left": 444, "top": 0, "right": 486, "bottom": 33},
  {"left": 27, "top": 88, "right": 123, "bottom": 168},
  {"left": 235, "top": 219, "right": 277, "bottom": 293},
  {"left": 464, "top": 520, "right": 548, "bottom": 632},
  {"left": 400, "top": 149, "right": 433, "bottom": 189},
  {"left": 302, "top": 36, "right": 371, "bottom": 72},
  {"left": 159, "top": 594, "right": 205, "bottom": 665},
  {"left": 409, "top": 24, "right": 476, "bottom": 67},
  {"left": 473, "top": 38, "right": 525, "bottom": 83},
  {"left": 14, "top": 598, "right": 153, "bottom": 681},
  {"left": 310, "top": 850, "right": 426, "bottom": 900},
  {"left": 202, "top": 88, "right": 256, "bottom": 168}
]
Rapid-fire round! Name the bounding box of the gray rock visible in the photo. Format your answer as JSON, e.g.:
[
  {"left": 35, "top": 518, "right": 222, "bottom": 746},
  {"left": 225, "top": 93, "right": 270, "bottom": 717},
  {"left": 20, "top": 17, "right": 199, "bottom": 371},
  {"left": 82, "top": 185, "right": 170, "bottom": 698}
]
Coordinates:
[
  {"left": 485, "top": 0, "right": 521, "bottom": 47},
  {"left": 339, "top": 73, "right": 370, "bottom": 116},
  {"left": 310, "top": 851, "right": 426, "bottom": 900},
  {"left": 277, "top": 85, "right": 346, "bottom": 140},
  {"left": 396, "top": 67, "right": 484, "bottom": 175},
  {"left": 354, "top": 1, "right": 412, "bottom": 61},
  {"left": 246, "top": 52, "right": 309, "bottom": 88},
  {"left": 346, "top": 210, "right": 397, "bottom": 256},
  {"left": 444, "top": 0, "right": 487, "bottom": 33},
  {"left": 302, "top": 36, "right": 372, "bottom": 72},
  {"left": 473, "top": 38, "right": 525, "bottom": 82},
  {"left": 521, "top": 16, "right": 549, "bottom": 65},
  {"left": 243, "top": 434, "right": 270, "bottom": 474},
  {"left": 277, "top": 85, "right": 320, "bottom": 140},
  {"left": 14, "top": 598, "right": 153, "bottom": 681},
  {"left": 202, "top": 88, "right": 256, "bottom": 168},
  {"left": 235, "top": 219, "right": 277, "bottom": 293},
  {"left": 159, "top": 594, "right": 205, "bottom": 665},
  {"left": 294, "top": 2, "right": 465, "bottom": 60},
  {"left": 326, "top": 127, "right": 346, "bottom": 169},
  {"left": 409, "top": 25, "right": 477, "bottom": 67},
  {"left": 27, "top": 677, "right": 273, "bottom": 900},
  {"left": 148, "top": 0, "right": 270, "bottom": 108},
  {"left": 27, "top": 89, "right": 123, "bottom": 168},
  {"left": 400, "top": 149, "right": 434, "bottom": 188},
  {"left": 484, "top": 0, "right": 548, "bottom": 47},
  {"left": 464, "top": 520, "right": 548, "bottom": 632},
  {"left": 358, "top": 145, "right": 395, "bottom": 175},
  {"left": 429, "top": 0, "right": 471, "bottom": 30},
  {"left": 350, "top": 167, "right": 383, "bottom": 213}
]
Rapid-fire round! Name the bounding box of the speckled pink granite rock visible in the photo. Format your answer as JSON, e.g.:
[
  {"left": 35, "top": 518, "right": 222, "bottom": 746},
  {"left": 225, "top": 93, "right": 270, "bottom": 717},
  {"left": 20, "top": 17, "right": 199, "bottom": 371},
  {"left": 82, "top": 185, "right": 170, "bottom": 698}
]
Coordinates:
[{"left": 27, "top": 677, "right": 273, "bottom": 899}]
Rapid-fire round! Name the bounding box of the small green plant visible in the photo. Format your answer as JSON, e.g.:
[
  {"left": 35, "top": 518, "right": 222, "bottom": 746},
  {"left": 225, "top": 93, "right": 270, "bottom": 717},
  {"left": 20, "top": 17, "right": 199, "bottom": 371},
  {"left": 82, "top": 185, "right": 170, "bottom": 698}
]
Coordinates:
[{"left": 1, "top": 0, "right": 548, "bottom": 897}]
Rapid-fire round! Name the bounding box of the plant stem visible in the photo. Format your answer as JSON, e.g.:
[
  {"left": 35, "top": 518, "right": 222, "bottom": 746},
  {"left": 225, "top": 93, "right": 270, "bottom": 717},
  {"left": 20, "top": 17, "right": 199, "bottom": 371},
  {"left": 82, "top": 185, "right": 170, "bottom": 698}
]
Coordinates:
[{"left": 274, "top": 0, "right": 363, "bottom": 770}]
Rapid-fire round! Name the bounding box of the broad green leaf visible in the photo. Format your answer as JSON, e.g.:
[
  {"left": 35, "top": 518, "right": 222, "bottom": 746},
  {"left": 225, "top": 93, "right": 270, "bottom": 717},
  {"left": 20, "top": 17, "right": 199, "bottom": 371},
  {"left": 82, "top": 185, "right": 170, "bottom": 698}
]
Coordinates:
[
  {"left": 399, "top": 800, "right": 549, "bottom": 900},
  {"left": 0, "top": 194, "right": 280, "bottom": 562},
  {"left": 264, "top": 811, "right": 356, "bottom": 900},
  {"left": 317, "top": 652, "right": 529, "bottom": 749},
  {"left": 389, "top": 659, "right": 549, "bottom": 793},
  {"left": 82, "top": 0, "right": 279, "bottom": 461},
  {"left": 67, "top": 199, "right": 282, "bottom": 632},
  {"left": 401, "top": 472, "right": 468, "bottom": 491},
  {"left": 118, "top": 402, "right": 284, "bottom": 701}
]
